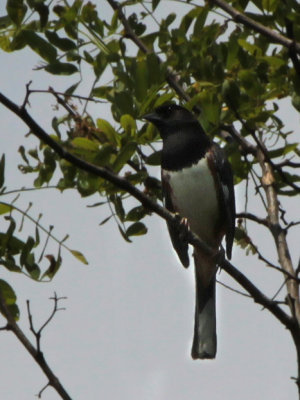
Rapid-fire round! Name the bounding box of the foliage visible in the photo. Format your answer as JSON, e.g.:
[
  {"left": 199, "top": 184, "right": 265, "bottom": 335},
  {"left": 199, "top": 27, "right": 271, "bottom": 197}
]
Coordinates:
[
  {"left": 0, "top": 0, "right": 299, "bottom": 313},
  {"left": 0, "top": 1, "right": 299, "bottom": 395}
]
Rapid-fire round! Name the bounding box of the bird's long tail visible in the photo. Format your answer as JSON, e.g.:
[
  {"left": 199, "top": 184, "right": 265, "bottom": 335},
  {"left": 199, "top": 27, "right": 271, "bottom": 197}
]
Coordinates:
[{"left": 191, "top": 249, "right": 217, "bottom": 359}]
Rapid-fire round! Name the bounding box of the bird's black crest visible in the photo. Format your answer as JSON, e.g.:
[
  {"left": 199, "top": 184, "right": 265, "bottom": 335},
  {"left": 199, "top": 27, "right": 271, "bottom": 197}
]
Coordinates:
[{"left": 155, "top": 103, "right": 196, "bottom": 123}]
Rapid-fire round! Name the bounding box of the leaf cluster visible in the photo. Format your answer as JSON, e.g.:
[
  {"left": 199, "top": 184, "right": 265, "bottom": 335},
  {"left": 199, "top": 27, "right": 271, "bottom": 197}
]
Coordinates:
[{"left": 0, "top": 0, "right": 299, "bottom": 313}]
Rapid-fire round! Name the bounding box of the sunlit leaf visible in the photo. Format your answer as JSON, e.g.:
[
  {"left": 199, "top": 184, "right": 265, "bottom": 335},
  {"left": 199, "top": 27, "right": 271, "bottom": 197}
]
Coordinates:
[
  {"left": 0, "top": 204, "right": 11, "bottom": 215},
  {"left": 97, "top": 119, "right": 119, "bottom": 146},
  {"left": 70, "top": 249, "right": 88, "bottom": 265},
  {"left": 113, "top": 142, "right": 137, "bottom": 172}
]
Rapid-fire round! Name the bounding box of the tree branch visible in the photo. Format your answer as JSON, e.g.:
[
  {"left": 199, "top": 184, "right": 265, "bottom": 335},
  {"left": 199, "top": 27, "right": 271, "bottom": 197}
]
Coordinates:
[
  {"left": 0, "top": 91, "right": 295, "bottom": 333},
  {"left": 256, "top": 148, "right": 300, "bottom": 323},
  {"left": 26, "top": 293, "right": 66, "bottom": 353},
  {"left": 221, "top": 259, "right": 294, "bottom": 329},
  {"left": 106, "top": 0, "right": 197, "bottom": 108},
  {"left": 0, "top": 289, "right": 73, "bottom": 400},
  {"left": 208, "top": 0, "right": 300, "bottom": 55},
  {"left": 237, "top": 212, "right": 268, "bottom": 227}
]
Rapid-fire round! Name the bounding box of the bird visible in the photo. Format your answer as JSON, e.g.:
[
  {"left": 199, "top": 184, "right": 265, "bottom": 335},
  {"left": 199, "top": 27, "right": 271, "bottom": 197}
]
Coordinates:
[{"left": 143, "top": 103, "right": 235, "bottom": 359}]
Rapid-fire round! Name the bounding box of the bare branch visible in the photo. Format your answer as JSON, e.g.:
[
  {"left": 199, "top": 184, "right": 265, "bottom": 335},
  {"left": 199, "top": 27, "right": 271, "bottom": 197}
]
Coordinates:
[
  {"left": 0, "top": 91, "right": 295, "bottom": 333},
  {"left": 217, "top": 279, "right": 252, "bottom": 298},
  {"left": 0, "top": 289, "right": 73, "bottom": 400},
  {"left": 29, "top": 88, "right": 105, "bottom": 104},
  {"left": 221, "top": 259, "right": 295, "bottom": 330},
  {"left": 257, "top": 148, "right": 300, "bottom": 323},
  {"left": 237, "top": 212, "right": 268, "bottom": 227},
  {"left": 221, "top": 124, "right": 256, "bottom": 155},
  {"left": 38, "top": 293, "right": 67, "bottom": 334},
  {"left": 27, "top": 294, "right": 66, "bottom": 356},
  {"left": 37, "top": 382, "right": 50, "bottom": 399}
]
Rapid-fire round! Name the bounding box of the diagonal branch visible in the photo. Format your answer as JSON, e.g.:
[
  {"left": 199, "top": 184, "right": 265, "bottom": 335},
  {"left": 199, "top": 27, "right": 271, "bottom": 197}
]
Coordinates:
[
  {"left": 221, "top": 259, "right": 295, "bottom": 329},
  {"left": 0, "top": 90, "right": 295, "bottom": 333},
  {"left": 106, "top": 0, "right": 194, "bottom": 106},
  {"left": 207, "top": 0, "right": 300, "bottom": 55}
]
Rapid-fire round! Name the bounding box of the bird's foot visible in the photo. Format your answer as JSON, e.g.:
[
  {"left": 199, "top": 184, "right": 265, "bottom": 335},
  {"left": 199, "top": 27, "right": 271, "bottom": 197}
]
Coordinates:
[
  {"left": 214, "top": 246, "right": 225, "bottom": 267},
  {"left": 173, "top": 213, "right": 190, "bottom": 242}
]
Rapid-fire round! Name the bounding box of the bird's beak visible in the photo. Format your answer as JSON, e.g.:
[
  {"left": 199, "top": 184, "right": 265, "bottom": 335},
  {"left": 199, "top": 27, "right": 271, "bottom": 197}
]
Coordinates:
[{"left": 142, "top": 112, "right": 161, "bottom": 124}]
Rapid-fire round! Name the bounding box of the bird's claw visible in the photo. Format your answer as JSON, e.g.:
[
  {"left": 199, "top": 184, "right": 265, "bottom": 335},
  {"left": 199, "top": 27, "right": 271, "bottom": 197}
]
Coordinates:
[
  {"left": 173, "top": 213, "right": 190, "bottom": 243},
  {"left": 214, "top": 246, "right": 225, "bottom": 267}
]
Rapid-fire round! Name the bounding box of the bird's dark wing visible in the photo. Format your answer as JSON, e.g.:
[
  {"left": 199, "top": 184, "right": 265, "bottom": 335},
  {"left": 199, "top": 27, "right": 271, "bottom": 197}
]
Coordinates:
[
  {"left": 161, "top": 170, "right": 190, "bottom": 268},
  {"left": 210, "top": 143, "right": 235, "bottom": 259}
]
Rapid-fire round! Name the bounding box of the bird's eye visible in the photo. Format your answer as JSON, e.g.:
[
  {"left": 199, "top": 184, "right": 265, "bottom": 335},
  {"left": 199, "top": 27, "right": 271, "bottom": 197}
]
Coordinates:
[{"left": 166, "top": 105, "right": 173, "bottom": 117}]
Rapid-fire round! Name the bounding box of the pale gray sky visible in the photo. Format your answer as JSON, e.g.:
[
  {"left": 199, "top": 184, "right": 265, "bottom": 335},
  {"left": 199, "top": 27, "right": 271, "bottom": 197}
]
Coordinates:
[{"left": 0, "top": 2, "right": 299, "bottom": 400}]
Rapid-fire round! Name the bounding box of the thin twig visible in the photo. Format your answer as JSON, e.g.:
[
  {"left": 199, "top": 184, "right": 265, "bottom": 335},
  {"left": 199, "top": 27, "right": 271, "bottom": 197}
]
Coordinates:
[
  {"left": 207, "top": 0, "right": 300, "bottom": 54},
  {"left": 0, "top": 290, "right": 72, "bottom": 400},
  {"left": 217, "top": 279, "right": 252, "bottom": 298},
  {"left": 29, "top": 88, "right": 105, "bottom": 104},
  {"left": 0, "top": 91, "right": 295, "bottom": 333},
  {"left": 237, "top": 212, "right": 268, "bottom": 227},
  {"left": 105, "top": 0, "right": 198, "bottom": 109},
  {"left": 37, "top": 382, "right": 50, "bottom": 399}
]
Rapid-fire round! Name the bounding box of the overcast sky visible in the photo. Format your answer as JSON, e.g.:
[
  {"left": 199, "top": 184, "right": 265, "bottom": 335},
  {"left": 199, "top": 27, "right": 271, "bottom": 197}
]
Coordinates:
[{"left": 0, "top": 2, "right": 299, "bottom": 400}]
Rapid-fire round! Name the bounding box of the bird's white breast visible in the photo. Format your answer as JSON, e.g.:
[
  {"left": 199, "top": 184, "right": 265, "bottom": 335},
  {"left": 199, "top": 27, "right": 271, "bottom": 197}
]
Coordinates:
[{"left": 167, "top": 157, "right": 219, "bottom": 244}]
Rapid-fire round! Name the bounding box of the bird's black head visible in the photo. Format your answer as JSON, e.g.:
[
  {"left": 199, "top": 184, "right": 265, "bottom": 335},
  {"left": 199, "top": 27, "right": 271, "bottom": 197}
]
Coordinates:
[
  {"left": 143, "top": 104, "right": 210, "bottom": 170},
  {"left": 143, "top": 104, "right": 197, "bottom": 138}
]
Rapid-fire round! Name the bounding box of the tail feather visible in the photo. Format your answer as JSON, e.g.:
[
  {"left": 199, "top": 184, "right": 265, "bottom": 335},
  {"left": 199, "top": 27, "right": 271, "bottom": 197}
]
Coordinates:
[{"left": 191, "top": 250, "right": 217, "bottom": 359}]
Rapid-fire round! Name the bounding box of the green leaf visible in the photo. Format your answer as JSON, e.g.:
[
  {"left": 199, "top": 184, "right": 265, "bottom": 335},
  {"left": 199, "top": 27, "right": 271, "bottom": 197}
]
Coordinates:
[
  {"left": 94, "top": 144, "right": 115, "bottom": 166},
  {"left": 70, "top": 249, "right": 88, "bottom": 265},
  {"left": 99, "top": 215, "right": 112, "bottom": 226},
  {"left": 20, "top": 236, "right": 35, "bottom": 267},
  {"left": 45, "top": 62, "right": 78, "bottom": 75},
  {"left": 0, "top": 15, "right": 12, "bottom": 29},
  {"left": 0, "top": 35, "right": 11, "bottom": 52},
  {"left": 120, "top": 114, "right": 136, "bottom": 136},
  {"left": 193, "top": 6, "right": 208, "bottom": 35},
  {"left": 72, "top": 138, "right": 99, "bottom": 151},
  {"left": 0, "top": 279, "right": 19, "bottom": 320},
  {"left": 0, "top": 232, "right": 25, "bottom": 255},
  {"left": 152, "top": 0, "right": 161, "bottom": 11},
  {"left": 0, "top": 279, "right": 16, "bottom": 305},
  {"left": 45, "top": 30, "right": 76, "bottom": 51},
  {"left": 0, "top": 203, "right": 11, "bottom": 215},
  {"left": 113, "top": 142, "right": 137, "bottom": 172},
  {"left": 125, "top": 206, "right": 147, "bottom": 222},
  {"left": 126, "top": 222, "right": 147, "bottom": 237},
  {"left": 20, "top": 30, "right": 57, "bottom": 62},
  {"left": 146, "top": 150, "right": 162, "bottom": 166},
  {"left": 238, "top": 38, "right": 262, "bottom": 56},
  {"left": 6, "top": 0, "right": 27, "bottom": 26},
  {"left": 269, "top": 143, "right": 299, "bottom": 159},
  {"left": 97, "top": 119, "right": 119, "bottom": 146},
  {"left": 34, "top": 2, "right": 49, "bottom": 29},
  {"left": 262, "top": 0, "right": 279, "bottom": 12},
  {"left": 222, "top": 79, "right": 241, "bottom": 110}
]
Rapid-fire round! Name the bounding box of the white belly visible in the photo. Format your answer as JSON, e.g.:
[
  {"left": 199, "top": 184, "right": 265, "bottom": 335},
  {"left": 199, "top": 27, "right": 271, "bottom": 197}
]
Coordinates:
[{"left": 167, "top": 157, "right": 219, "bottom": 244}]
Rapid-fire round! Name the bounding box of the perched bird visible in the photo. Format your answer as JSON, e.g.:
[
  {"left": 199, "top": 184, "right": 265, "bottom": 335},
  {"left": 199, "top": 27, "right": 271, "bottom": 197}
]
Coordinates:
[{"left": 143, "top": 104, "right": 235, "bottom": 359}]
